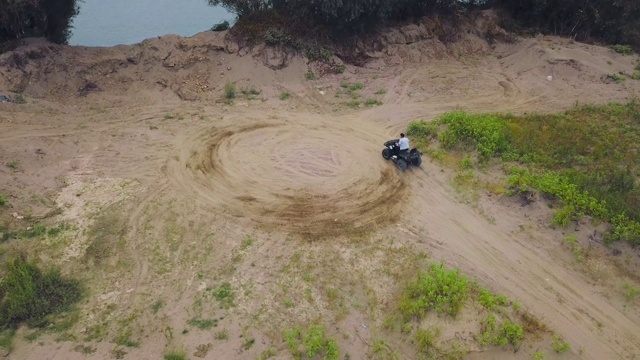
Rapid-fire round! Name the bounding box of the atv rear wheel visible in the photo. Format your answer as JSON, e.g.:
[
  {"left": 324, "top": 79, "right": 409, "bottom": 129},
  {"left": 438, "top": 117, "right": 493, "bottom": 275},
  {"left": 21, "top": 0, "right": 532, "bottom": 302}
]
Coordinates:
[
  {"left": 396, "top": 158, "right": 407, "bottom": 171},
  {"left": 411, "top": 155, "right": 422, "bottom": 167},
  {"left": 382, "top": 148, "right": 391, "bottom": 160}
]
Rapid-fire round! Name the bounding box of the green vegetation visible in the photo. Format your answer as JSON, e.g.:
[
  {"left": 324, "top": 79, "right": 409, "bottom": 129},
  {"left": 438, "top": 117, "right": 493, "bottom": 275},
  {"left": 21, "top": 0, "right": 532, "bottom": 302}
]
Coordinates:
[
  {"left": 213, "top": 282, "right": 235, "bottom": 308},
  {"left": 240, "top": 87, "right": 261, "bottom": 99},
  {"left": 407, "top": 101, "right": 640, "bottom": 245},
  {"left": 114, "top": 333, "right": 140, "bottom": 348},
  {"left": 611, "top": 44, "right": 634, "bottom": 55},
  {"left": 259, "top": 348, "right": 277, "bottom": 359},
  {"left": 163, "top": 350, "right": 186, "bottom": 360},
  {"left": 478, "top": 288, "right": 509, "bottom": 311},
  {"left": 0, "top": 329, "right": 15, "bottom": 352},
  {"left": 188, "top": 318, "right": 218, "bottom": 329},
  {"left": 0, "top": 0, "right": 79, "bottom": 44},
  {"left": 607, "top": 73, "right": 626, "bottom": 83},
  {"left": 224, "top": 81, "right": 236, "bottom": 100},
  {"left": 414, "top": 327, "right": 441, "bottom": 357},
  {"left": 214, "top": 329, "right": 229, "bottom": 340},
  {"left": 211, "top": 20, "right": 230, "bottom": 31},
  {"left": 532, "top": 351, "right": 546, "bottom": 359},
  {"left": 6, "top": 160, "right": 19, "bottom": 170},
  {"left": 365, "top": 98, "right": 383, "bottom": 107},
  {"left": 14, "top": 94, "right": 26, "bottom": 104},
  {"left": 336, "top": 65, "right": 346, "bottom": 74},
  {"left": 242, "top": 337, "right": 255, "bottom": 350},
  {"left": 305, "top": 71, "right": 316, "bottom": 80},
  {"left": 0, "top": 256, "right": 81, "bottom": 333},
  {"left": 400, "top": 261, "right": 469, "bottom": 319},
  {"left": 0, "top": 195, "right": 7, "bottom": 206},
  {"left": 632, "top": 72, "right": 640, "bottom": 80},
  {"left": 151, "top": 300, "right": 163, "bottom": 314},
  {"left": 375, "top": 88, "right": 387, "bottom": 95},
  {"left": 279, "top": 91, "right": 291, "bottom": 100},
  {"left": 284, "top": 324, "right": 339, "bottom": 360},
  {"left": 622, "top": 280, "right": 640, "bottom": 301},
  {"left": 480, "top": 314, "right": 524, "bottom": 347},
  {"left": 564, "top": 234, "right": 584, "bottom": 262},
  {"left": 551, "top": 335, "right": 571, "bottom": 353}
]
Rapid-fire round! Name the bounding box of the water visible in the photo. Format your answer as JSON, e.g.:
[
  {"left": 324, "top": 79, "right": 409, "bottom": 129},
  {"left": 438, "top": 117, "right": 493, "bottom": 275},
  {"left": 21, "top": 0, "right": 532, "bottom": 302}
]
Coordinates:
[{"left": 69, "top": 0, "right": 234, "bottom": 47}]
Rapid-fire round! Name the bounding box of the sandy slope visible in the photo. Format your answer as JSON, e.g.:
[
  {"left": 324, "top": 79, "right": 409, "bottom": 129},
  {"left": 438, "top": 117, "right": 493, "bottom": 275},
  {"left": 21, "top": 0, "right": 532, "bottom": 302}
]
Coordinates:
[{"left": 1, "top": 15, "right": 640, "bottom": 360}]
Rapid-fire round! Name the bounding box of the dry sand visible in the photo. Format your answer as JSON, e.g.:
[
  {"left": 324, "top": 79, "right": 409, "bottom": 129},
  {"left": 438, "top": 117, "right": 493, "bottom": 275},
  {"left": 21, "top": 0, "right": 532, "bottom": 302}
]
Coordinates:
[{"left": 1, "top": 14, "right": 640, "bottom": 360}]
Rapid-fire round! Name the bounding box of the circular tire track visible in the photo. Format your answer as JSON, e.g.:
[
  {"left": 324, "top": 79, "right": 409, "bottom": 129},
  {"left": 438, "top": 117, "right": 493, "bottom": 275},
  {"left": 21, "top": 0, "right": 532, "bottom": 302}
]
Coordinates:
[{"left": 166, "top": 118, "right": 408, "bottom": 239}]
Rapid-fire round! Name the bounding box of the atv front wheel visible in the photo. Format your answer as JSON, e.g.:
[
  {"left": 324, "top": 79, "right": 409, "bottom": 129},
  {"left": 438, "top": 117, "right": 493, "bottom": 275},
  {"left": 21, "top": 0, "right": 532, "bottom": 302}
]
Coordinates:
[
  {"left": 411, "top": 155, "right": 422, "bottom": 167},
  {"left": 396, "top": 158, "right": 407, "bottom": 171},
  {"left": 382, "top": 148, "right": 391, "bottom": 160}
]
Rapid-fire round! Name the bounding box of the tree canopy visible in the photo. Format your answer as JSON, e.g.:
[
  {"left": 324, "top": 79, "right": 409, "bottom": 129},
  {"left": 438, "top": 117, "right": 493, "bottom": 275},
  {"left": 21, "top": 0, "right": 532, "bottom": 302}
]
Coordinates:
[{"left": 0, "top": 0, "right": 80, "bottom": 44}]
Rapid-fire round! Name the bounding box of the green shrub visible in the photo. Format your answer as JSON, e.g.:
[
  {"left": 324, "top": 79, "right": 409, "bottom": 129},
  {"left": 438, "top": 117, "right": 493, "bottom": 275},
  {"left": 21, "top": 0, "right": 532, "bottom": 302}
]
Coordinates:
[
  {"left": 6, "top": 160, "right": 19, "bottom": 170},
  {"left": 365, "top": 98, "right": 382, "bottom": 106},
  {"left": 635, "top": 62, "right": 640, "bottom": 71},
  {"left": 611, "top": 44, "right": 633, "bottom": 55},
  {"left": 163, "top": 350, "right": 186, "bottom": 360},
  {"left": 264, "top": 28, "right": 291, "bottom": 45},
  {"left": 0, "top": 256, "right": 82, "bottom": 328},
  {"left": 349, "top": 82, "right": 364, "bottom": 91},
  {"left": 375, "top": 88, "right": 387, "bottom": 95},
  {"left": 0, "top": 195, "right": 7, "bottom": 206},
  {"left": 284, "top": 325, "right": 338, "bottom": 360},
  {"left": 304, "top": 45, "right": 333, "bottom": 61},
  {"left": 305, "top": 71, "right": 316, "bottom": 80},
  {"left": 14, "top": 94, "right": 26, "bottom": 104},
  {"left": 400, "top": 261, "right": 469, "bottom": 319},
  {"left": 223, "top": 81, "right": 236, "bottom": 100},
  {"left": 632, "top": 71, "right": 640, "bottom": 80},
  {"left": 211, "top": 20, "right": 230, "bottom": 31},
  {"left": 415, "top": 327, "right": 441, "bottom": 353},
  {"left": 480, "top": 314, "right": 524, "bottom": 347},
  {"left": 477, "top": 288, "right": 509, "bottom": 311},
  {"left": 607, "top": 73, "right": 625, "bottom": 83},
  {"left": 437, "top": 111, "right": 511, "bottom": 161},
  {"left": 336, "top": 65, "right": 345, "bottom": 74},
  {"left": 551, "top": 335, "right": 571, "bottom": 353},
  {"left": 279, "top": 91, "right": 290, "bottom": 100}
]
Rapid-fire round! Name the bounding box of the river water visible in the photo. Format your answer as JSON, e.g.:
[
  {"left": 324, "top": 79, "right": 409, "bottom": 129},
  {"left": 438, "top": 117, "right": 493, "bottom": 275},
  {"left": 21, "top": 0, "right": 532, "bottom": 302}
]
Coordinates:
[{"left": 68, "top": 0, "right": 234, "bottom": 47}]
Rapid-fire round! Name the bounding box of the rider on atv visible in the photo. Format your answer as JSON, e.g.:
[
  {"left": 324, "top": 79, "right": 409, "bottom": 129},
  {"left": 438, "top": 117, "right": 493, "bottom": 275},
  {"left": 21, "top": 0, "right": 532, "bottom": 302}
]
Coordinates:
[{"left": 398, "top": 133, "right": 410, "bottom": 156}]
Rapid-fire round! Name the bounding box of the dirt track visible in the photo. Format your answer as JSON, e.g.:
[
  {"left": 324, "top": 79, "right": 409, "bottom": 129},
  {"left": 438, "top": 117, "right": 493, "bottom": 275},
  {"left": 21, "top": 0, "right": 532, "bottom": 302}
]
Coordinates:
[{"left": 1, "top": 19, "right": 640, "bottom": 360}]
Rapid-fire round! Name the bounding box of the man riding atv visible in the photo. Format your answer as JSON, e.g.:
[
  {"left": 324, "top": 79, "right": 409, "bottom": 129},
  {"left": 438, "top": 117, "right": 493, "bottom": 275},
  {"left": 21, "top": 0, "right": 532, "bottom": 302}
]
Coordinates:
[
  {"left": 398, "top": 133, "right": 410, "bottom": 155},
  {"left": 381, "top": 133, "right": 422, "bottom": 171}
]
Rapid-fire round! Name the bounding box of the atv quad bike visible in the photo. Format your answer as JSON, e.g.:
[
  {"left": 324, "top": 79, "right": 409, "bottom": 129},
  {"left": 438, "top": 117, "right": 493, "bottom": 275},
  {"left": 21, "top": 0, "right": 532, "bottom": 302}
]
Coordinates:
[{"left": 381, "top": 139, "right": 422, "bottom": 171}]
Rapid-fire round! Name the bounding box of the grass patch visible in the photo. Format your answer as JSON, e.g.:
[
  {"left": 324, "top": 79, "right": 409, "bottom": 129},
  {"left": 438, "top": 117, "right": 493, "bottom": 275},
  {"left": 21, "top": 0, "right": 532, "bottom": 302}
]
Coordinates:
[
  {"left": 400, "top": 261, "right": 469, "bottom": 319},
  {"left": 0, "top": 328, "right": 15, "bottom": 352},
  {"left": 224, "top": 81, "right": 236, "bottom": 100},
  {"left": 345, "top": 100, "right": 360, "bottom": 108},
  {"left": 151, "top": 300, "right": 163, "bottom": 314},
  {"left": 336, "top": 65, "right": 345, "bottom": 74},
  {"left": 114, "top": 333, "right": 140, "bottom": 348},
  {"left": 0, "top": 195, "right": 6, "bottom": 206},
  {"left": 163, "top": 350, "right": 186, "bottom": 360},
  {"left": 632, "top": 71, "right": 640, "bottom": 80},
  {"left": 214, "top": 329, "right": 229, "bottom": 340},
  {"left": 6, "top": 160, "right": 19, "bottom": 170},
  {"left": 622, "top": 279, "right": 640, "bottom": 301},
  {"left": 407, "top": 101, "right": 640, "bottom": 245},
  {"left": 305, "top": 71, "right": 316, "bottom": 80},
  {"left": 14, "top": 94, "right": 26, "bottom": 104},
  {"left": 611, "top": 44, "right": 634, "bottom": 55},
  {"left": 564, "top": 234, "right": 584, "bottom": 262},
  {"left": 163, "top": 113, "right": 175, "bottom": 120},
  {"left": 607, "top": 73, "right": 626, "bottom": 83},
  {"left": 375, "top": 88, "right": 387, "bottom": 95},
  {"left": 85, "top": 209, "right": 127, "bottom": 266},
  {"left": 0, "top": 255, "right": 82, "bottom": 329},
  {"left": 480, "top": 314, "right": 524, "bottom": 347},
  {"left": 279, "top": 91, "right": 290, "bottom": 100},
  {"left": 365, "top": 98, "right": 383, "bottom": 107},
  {"left": 551, "top": 335, "right": 571, "bottom": 353},
  {"left": 213, "top": 282, "right": 235, "bottom": 308},
  {"left": 284, "top": 324, "right": 339, "bottom": 360},
  {"left": 240, "top": 87, "right": 261, "bottom": 99},
  {"left": 188, "top": 318, "right": 218, "bottom": 329}
]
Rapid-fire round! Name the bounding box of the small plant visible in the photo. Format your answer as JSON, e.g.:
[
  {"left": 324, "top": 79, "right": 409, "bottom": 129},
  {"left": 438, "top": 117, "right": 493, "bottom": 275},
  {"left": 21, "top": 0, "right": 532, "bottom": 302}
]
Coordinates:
[
  {"left": 0, "top": 194, "right": 7, "bottom": 206},
  {"left": 477, "top": 288, "right": 509, "bottom": 311},
  {"left": 115, "top": 333, "right": 140, "bottom": 348},
  {"left": 163, "top": 113, "right": 175, "bottom": 120},
  {"left": 264, "top": 28, "right": 291, "bottom": 45},
  {"left": 214, "top": 329, "right": 229, "bottom": 340},
  {"left": 551, "top": 335, "right": 571, "bottom": 353},
  {"left": 611, "top": 44, "right": 633, "bottom": 55},
  {"left": 480, "top": 314, "right": 524, "bottom": 347},
  {"left": 188, "top": 318, "right": 218, "bottom": 329},
  {"left": 0, "top": 329, "right": 15, "bottom": 352},
  {"left": 284, "top": 325, "right": 339, "bottom": 360},
  {"left": 365, "top": 98, "right": 382, "bottom": 107},
  {"left": 212, "top": 282, "right": 234, "bottom": 308},
  {"left": 14, "top": 94, "right": 26, "bottom": 104},
  {"left": 6, "top": 160, "right": 19, "bottom": 170},
  {"left": 279, "top": 91, "right": 290, "bottom": 100},
  {"left": 349, "top": 82, "right": 364, "bottom": 91},
  {"left": 241, "top": 87, "right": 261, "bottom": 99},
  {"left": 284, "top": 298, "right": 294, "bottom": 308},
  {"left": 224, "top": 81, "right": 236, "bottom": 100},
  {"left": 532, "top": 351, "right": 546, "bottom": 359},
  {"left": 607, "top": 73, "right": 626, "bottom": 83},
  {"left": 414, "top": 327, "right": 441, "bottom": 352},
  {"left": 336, "top": 65, "right": 345, "bottom": 74},
  {"left": 632, "top": 71, "right": 640, "bottom": 80},
  {"left": 151, "top": 300, "right": 163, "bottom": 314},
  {"left": 259, "top": 348, "right": 277, "bottom": 359},
  {"left": 460, "top": 156, "right": 473, "bottom": 169},
  {"left": 305, "top": 71, "right": 316, "bottom": 80},
  {"left": 565, "top": 234, "right": 584, "bottom": 262},
  {"left": 346, "top": 100, "right": 360, "bottom": 108},
  {"left": 375, "top": 88, "right": 387, "bottom": 95},
  {"left": 211, "top": 20, "right": 230, "bottom": 31},
  {"left": 400, "top": 261, "right": 469, "bottom": 319},
  {"left": 622, "top": 280, "right": 640, "bottom": 301},
  {"left": 242, "top": 338, "right": 255, "bottom": 350},
  {"left": 163, "top": 350, "right": 186, "bottom": 360},
  {"left": 340, "top": 80, "right": 349, "bottom": 88},
  {"left": 635, "top": 62, "right": 640, "bottom": 71}
]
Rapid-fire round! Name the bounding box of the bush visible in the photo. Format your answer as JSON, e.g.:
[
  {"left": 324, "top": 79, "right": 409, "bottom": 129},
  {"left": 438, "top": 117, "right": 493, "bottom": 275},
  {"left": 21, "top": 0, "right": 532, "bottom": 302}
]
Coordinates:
[
  {"left": 0, "top": 195, "right": 6, "bottom": 206},
  {"left": 0, "top": 256, "right": 82, "bottom": 328},
  {"left": 437, "top": 111, "right": 511, "bottom": 161},
  {"left": 305, "top": 71, "right": 316, "bottom": 80},
  {"left": 480, "top": 314, "right": 524, "bottom": 347},
  {"left": 365, "top": 98, "right": 382, "bottom": 106},
  {"left": 611, "top": 45, "right": 634, "bottom": 55},
  {"left": 264, "top": 28, "right": 292, "bottom": 45},
  {"left": 632, "top": 72, "right": 640, "bottom": 80},
  {"left": 551, "top": 335, "right": 571, "bottom": 353},
  {"left": 279, "top": 91, "right": 291, "bottom": 100},
  {"left": 400, "top": 261, "right": 469, "bottom": 319},
  {"left": 211, "top": 20, "right": 230, "bottom": 31},
  {"left": 284, "top": 324, "right": 339, "bottom": 360},
  {"left": 223, "top": 81, "right": 236, "bottom": 100}
]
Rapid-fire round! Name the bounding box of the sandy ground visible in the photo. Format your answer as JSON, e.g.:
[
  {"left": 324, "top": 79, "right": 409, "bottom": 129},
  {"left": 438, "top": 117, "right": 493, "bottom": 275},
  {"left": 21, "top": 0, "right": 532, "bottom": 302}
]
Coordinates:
[{"left": 1, "top": 15, "right": 640, "bottom": 360}]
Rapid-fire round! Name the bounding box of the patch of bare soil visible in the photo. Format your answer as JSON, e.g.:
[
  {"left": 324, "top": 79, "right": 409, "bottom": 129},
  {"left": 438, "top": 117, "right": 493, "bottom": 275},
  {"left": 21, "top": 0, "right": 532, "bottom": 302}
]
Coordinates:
[{"left": 1, "top": 10, "right": 640, "bottom": 360}]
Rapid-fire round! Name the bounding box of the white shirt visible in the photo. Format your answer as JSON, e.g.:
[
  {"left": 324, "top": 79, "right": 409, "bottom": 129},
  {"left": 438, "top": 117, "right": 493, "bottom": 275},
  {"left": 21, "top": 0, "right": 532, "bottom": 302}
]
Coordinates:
[{"left": 399, "top": 137, "right": 409, "bottom": 150}]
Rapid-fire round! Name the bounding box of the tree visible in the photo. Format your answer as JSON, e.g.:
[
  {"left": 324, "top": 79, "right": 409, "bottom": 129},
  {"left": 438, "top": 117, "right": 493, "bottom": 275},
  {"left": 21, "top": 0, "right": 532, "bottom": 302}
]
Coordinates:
[{"left": 0, "top": 0, "right": 80, "bottom": 44}]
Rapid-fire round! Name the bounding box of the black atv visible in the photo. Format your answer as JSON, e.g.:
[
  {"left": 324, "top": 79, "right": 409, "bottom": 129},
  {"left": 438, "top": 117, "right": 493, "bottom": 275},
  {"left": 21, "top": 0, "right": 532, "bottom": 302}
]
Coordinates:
[{"left": 381, "top": 139, "right": 422, "bottom": 171}]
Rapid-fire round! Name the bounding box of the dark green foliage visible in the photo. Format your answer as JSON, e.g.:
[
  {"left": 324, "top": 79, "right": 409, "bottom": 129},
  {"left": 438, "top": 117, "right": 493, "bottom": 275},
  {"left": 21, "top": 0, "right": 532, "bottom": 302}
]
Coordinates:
[
  {"left": 0, "top": 0, "right": 80, "bottom": 44},
  {"left": 0, "top": 255, "right": 82, "bottom": 329},
  {"left": 211, "top": 20, "right": 230, "bottom": 31}
]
